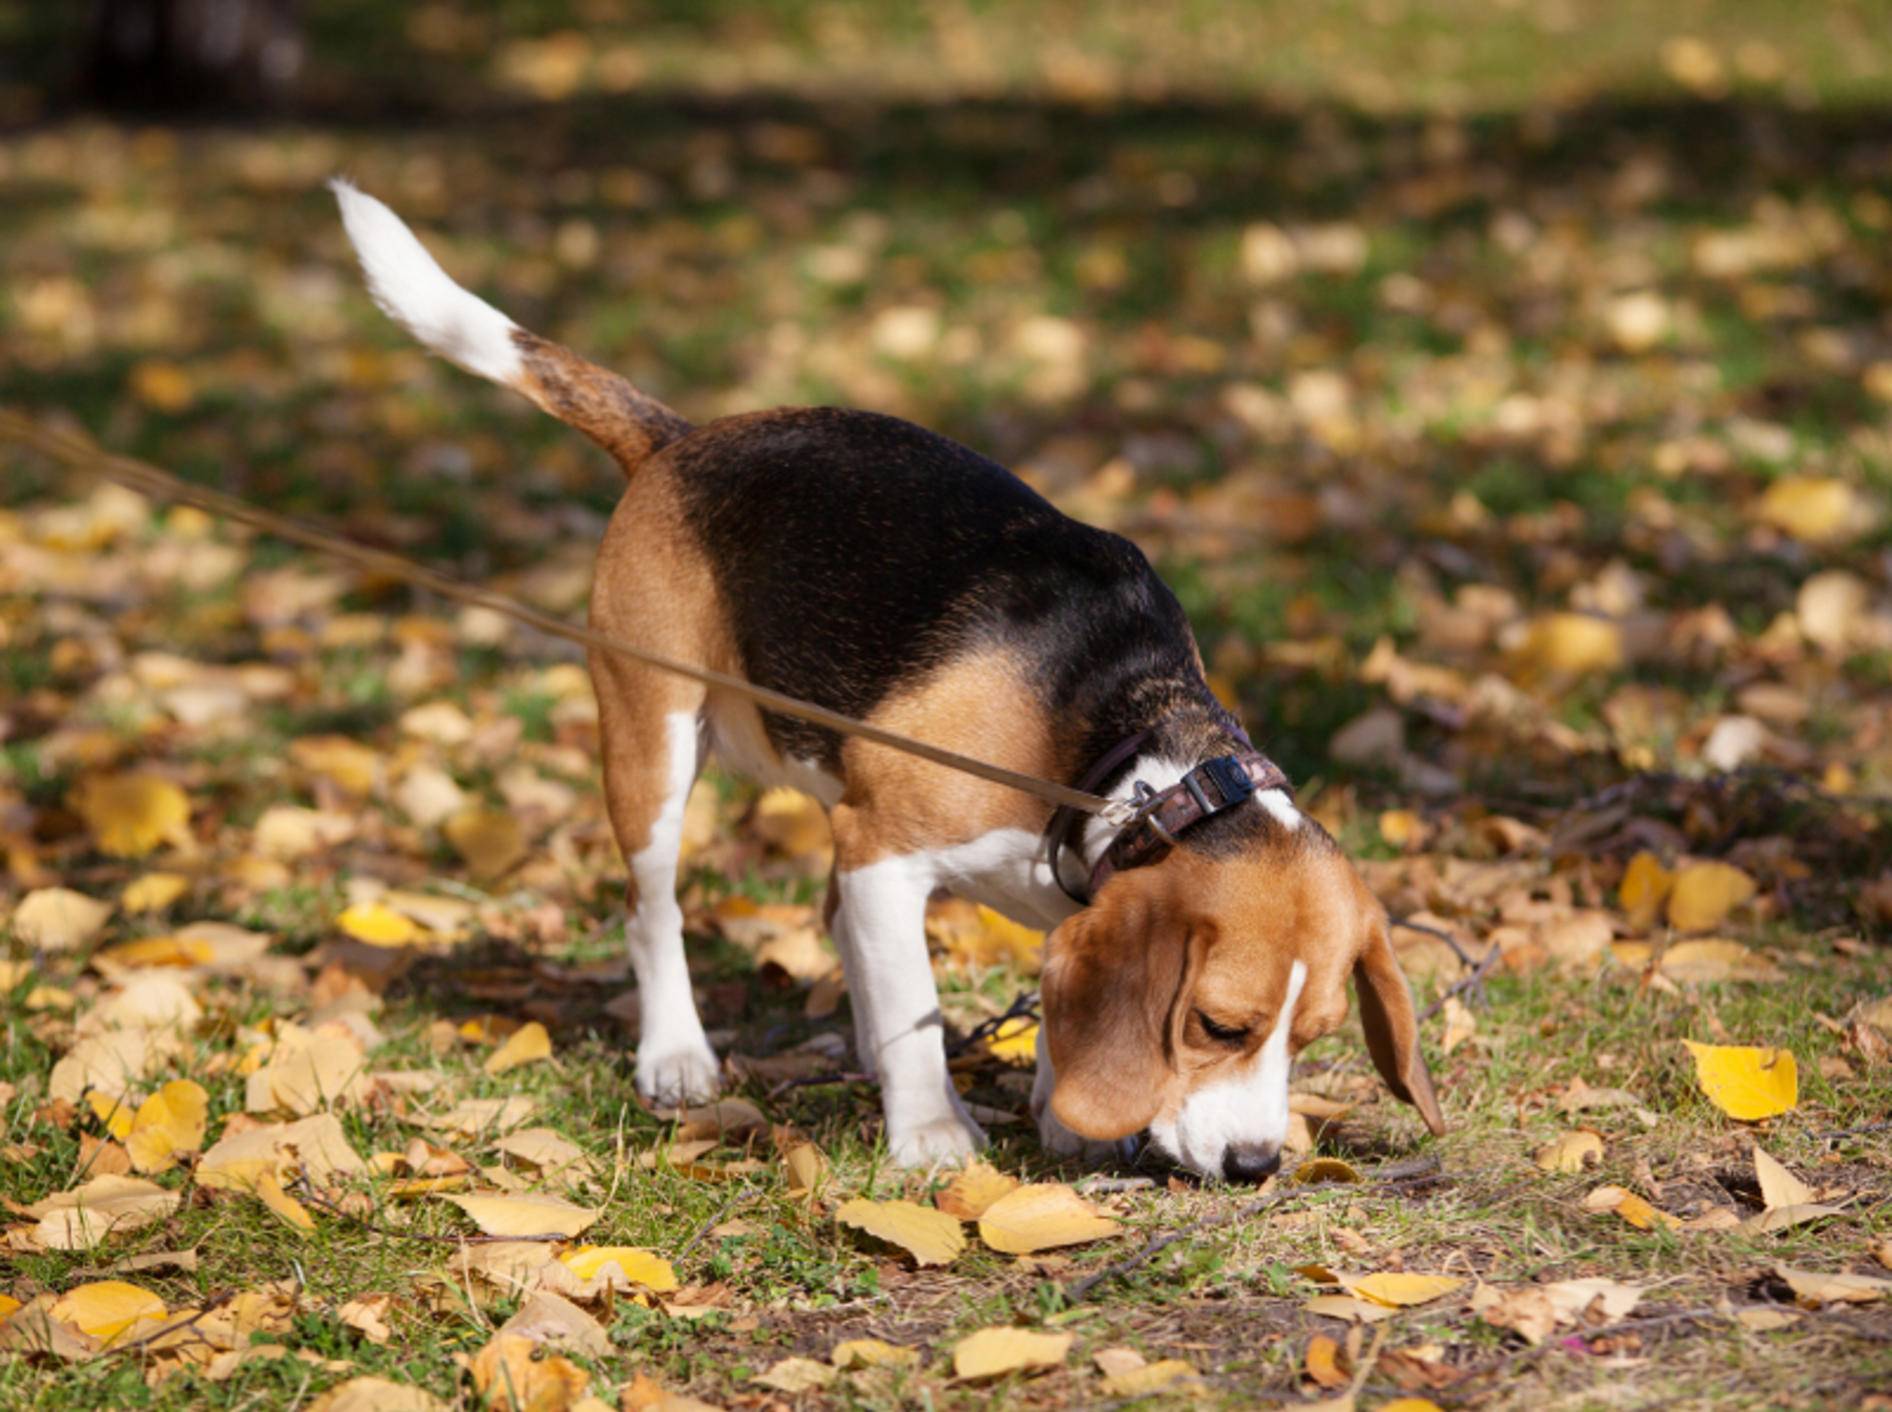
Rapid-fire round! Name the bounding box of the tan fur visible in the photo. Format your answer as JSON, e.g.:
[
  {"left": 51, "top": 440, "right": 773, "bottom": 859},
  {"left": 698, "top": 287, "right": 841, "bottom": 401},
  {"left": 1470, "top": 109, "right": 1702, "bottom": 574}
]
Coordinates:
[
  {"left": 512, "top": 330, "right": 693, "bottom": 470},
  {"left": 831, "top": 648, "right": 1065, "bottom": 864},
  {"left": 1043, "top": 838, "right": 1444, "bottom": 1139}
]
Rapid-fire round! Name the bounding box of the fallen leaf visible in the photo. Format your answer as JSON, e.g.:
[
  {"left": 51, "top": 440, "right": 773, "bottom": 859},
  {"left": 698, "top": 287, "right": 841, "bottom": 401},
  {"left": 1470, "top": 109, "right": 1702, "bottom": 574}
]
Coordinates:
[
  {"left": 952, "top": 1326, "right": 1072, "bottom": 1380},
  {"left": 1776, "top": 1265, "right": 1892, "bottom": 1306},
  {"left": 125, "top": 1079, "right": 209, "bottom": 1173},
  {"left": 977, "top": 1183, "right": 1122, "bottom": 1254},
  {"left": 1618, "top": 851, "right": 1674, "bottom": 928},
  {"left": 444, "top": 1193, "right": 601, "bottom": 1239},
  {"left": 986, "top": 1018, "right": 1039, "bottom": 1065},
  {"left": 11, "top": 887, "right": 115, "bottom": 950},
  {"left": 558, "top": 1246, "right": 678, "bottom": 1292},
  {"left": 484, "top": 1021, "right": 553, "bottom": 1076},
  {"left": 781, "top": 1141, "right": 828, "bottom": 1196},
  {"left": 338, "top": 1294, "right": 394, "bottom": 1344},
  {"left": 1741, "top": 1204, "right": 1844, "bottom": 1234},
  {"left": 1294, "top": 1157, "right": 1364, "bottom": 1185},
  {"left": 444, "top": 807, "right": 527, "bottom": 879},
  {"left": 29, "top": 1173, "right": 182, "bottom": 1250},
  {"left": 749, "top": 788, "right": 832, "bottom": 862},
  {"left": 72, "top": 773, "right": 192, "bottom": 857},
  {"left": 1754, "top": 475, "right": 1864, "bottom": 543},
  {"left": 469, "top": 1332, "right": 591, "bottom": 1410},
  {"left": 1100, "top": 1359, "right": 1199, "bottom": 1396},
  {"left": 936, "top": 1160, "right": 1020, "bottom": 1220},
  {"left": 836, "top": 1198, "right": 966, "bottom": 1267},
  {"left": 337, "top": 903, "right": 421, "bottom": 947},
  {"left": 1735, "top": 1308, "right": 1801, "bottom": 1332},
  {"left": 1439, "top": 994, "right": 1477, "bottom": 1055},
  {"left": 494, "top": 1289, "right": 611, "bottom": 1357},
  {"left": 1305, "top": 1333, "right": 1349, "bottom": 1388},
  {"left": 1683, "top": 1041, "right": 1798, "bottom": 1120},
  {"left": 1659, "top": 939, "right": 1782, "bottom": 984},
  {"left": 1754, "top": 1146, "right": 1815, "bottom": 1210},
  {"left": 308, "top": 1377, "right": 447, "bottom": 1412},
  {"left": 1341, "top": 1272, "right": 1465, "bottom": 1308},
  {"left": 1535, "top": 1130, "right": 1604, "bottom": 1175},
  {"left": 832, "top": 1337, "right": 918, "bottom": 1370},
  {"left": 1582, "top": 1184, "right": 1680, "bottom": 1231},
  {"left": 753, "top": 1357, "right": 837, "bottom": 1393},
  {"left": 1667, "top": 863, "right": 1757, "bottom": 931},
  {"left": 48, "top": 1280, "right": 166, "bottom": 1344}
]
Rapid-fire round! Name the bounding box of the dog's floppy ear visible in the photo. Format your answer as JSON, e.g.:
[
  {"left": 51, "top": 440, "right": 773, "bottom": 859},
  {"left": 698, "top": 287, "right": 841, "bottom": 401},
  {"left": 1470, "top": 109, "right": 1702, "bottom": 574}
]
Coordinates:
[
  {"left": 1040, "top": 890, "right": 1190, "bottom": 1140},
  {"left": 1353, "top": 915, "right": 1446, "bottom": 1136}
]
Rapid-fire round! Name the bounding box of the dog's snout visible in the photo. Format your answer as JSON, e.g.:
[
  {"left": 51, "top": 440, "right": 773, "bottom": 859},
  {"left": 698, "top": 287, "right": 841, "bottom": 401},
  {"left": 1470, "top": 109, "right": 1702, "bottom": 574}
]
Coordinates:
[{"left": 1222, "top": 1143, "right": 1282, "bottom": 1183}]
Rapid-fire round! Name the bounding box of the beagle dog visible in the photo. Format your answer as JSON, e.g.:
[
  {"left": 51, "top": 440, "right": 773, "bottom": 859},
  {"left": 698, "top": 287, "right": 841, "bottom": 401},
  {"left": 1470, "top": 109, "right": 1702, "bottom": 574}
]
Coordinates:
[{"left": 332, "top": 182, "right": 1445, "bottom": 1180}]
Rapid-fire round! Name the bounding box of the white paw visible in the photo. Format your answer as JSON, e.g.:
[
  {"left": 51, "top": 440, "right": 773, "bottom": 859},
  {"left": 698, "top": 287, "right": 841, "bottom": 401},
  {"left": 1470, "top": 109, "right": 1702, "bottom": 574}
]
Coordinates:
[
  {"left": 1037, "top": 1106, "right": 1137, "bottom": 1168},
  {"left": 636, "top": 1038, "right": 722, "bottom": 1109},
  {"left": 885, "top": 1110, "right": 985, "bottom": 1169}
]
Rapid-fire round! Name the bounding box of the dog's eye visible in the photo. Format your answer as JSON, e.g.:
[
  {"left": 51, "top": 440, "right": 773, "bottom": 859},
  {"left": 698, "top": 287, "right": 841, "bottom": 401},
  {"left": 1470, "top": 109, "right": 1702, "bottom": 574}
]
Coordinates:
[{"left": 1196, "top": 1010, "right": 1249, "bottom": 1045}]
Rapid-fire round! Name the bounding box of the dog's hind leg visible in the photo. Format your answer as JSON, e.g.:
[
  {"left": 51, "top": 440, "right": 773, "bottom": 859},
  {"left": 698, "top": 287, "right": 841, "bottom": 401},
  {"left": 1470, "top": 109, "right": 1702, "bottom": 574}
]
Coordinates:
[{"left": 596, "top": 666, "right": 720, "bottom": 1109}]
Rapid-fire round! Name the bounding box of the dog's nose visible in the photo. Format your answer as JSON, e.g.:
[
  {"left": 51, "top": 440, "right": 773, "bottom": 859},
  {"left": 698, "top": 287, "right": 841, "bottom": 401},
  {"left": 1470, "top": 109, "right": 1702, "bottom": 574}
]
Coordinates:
[{"left": 1222, "top": 1143, "right": 1282, "bottom": 1183}]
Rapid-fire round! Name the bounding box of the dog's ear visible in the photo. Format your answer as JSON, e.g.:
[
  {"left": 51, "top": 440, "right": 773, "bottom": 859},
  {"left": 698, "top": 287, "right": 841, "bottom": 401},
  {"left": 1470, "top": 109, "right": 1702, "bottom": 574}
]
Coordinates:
[
  {"left": 1041, "top": 889, "right": 1191, "bottom": 1140},
  {"left": 1353, "top": 915, "right": 1446, "bottom": 1136}
]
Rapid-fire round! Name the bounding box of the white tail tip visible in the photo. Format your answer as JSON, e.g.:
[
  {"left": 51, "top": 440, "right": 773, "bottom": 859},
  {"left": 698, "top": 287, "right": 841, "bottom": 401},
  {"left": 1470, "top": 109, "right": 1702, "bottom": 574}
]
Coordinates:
[{"left": 330, "top": 178, "right": 523, "bottom": 386}]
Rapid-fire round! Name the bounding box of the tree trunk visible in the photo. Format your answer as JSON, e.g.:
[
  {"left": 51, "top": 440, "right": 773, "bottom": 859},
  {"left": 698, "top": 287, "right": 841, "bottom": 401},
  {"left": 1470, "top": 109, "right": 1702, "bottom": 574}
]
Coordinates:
[{"left": 83, "top": 0, "right": 302, "bottom": 112}]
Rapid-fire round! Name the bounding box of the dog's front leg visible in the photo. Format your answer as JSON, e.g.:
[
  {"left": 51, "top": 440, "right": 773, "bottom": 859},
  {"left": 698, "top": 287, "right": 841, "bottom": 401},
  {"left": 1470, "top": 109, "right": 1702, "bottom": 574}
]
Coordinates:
[{"left": 831, "top": 808, "right": 983, "bottom": 1167}]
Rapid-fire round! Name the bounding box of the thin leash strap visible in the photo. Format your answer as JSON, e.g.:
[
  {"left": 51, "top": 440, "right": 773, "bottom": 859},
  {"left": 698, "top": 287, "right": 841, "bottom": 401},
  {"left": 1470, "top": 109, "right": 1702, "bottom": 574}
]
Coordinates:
[
  {"left": 1044, "top": 728, "right": 1152, "bottom": 904},
  {"left": 0, "top": 408, "right": 1131, "bottom": 823}
]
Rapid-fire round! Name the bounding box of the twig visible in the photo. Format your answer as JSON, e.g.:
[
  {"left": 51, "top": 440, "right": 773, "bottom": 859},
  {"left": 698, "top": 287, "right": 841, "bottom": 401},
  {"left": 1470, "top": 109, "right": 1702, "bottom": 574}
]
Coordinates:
[
  {"left": 1390, "top": 915, "right": 1479, "bottom": 969},
  {"left": 767, "top": 1070, "right": 874, "bottom": 1099},
  {"left": 1418, "top": 941, "right": 1501, "bottom": 1022},
  {"left": 1814, "top": 1121, "right": 1891, "bottom": 1142},
  {"left": 946, "top": 991, "right": 1042, "bottom": 1058},
  {"left": 674, "top": 1186, "right": 759, "bottom": 1264}
]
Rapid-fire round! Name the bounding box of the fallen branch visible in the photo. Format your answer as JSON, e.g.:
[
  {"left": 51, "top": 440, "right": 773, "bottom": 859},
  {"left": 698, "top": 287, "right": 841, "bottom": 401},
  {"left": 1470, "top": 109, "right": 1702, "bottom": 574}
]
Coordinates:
[
  {"left": 1419, "top": 940, "right": 1502, "bottom": 1023},
  {"left": 675, "top": 1186, "right": 759, "bottom": 1264},
  {"left": 1062, "top": 1157, "right": 1442, "bottom": 1303}
]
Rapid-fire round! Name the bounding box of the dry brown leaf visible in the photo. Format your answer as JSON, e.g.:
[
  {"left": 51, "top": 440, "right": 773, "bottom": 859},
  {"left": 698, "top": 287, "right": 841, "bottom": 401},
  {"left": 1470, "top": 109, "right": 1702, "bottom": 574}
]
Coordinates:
[
  {"left": 1582, "top": 1184, "right": 1680, "bottom": 1231},
  {"left": 29, "top": 1173, "right": 182, "bottom": 1251},
  {"left": 1754, "top": 1146, "right": 1815, "bottom": 1210},
  {"left": 469, "top": 1332, "right": 591, "bottom": 1411},
  {"left": 308, "top": 1377, "right": 447, "bottom": 1412},
  {"left": 1776, "top": 1265, "right": 1892, "bottom": 1306},
  {"left": 494, "top": 1289, "right": 611, "bottom": 1357},
  {"left": 753, "top": 1357, "right": 837, "bottom": 1393},
  {"left": 977, "top": 1183, "right": 1122, "bottom": 1254},
  {"left": 444, "top": 807, "right": 527, "bottom": 879},
  {"left": 1305, "top": 1333, "right": 1349, "bottom": 1388},
  {"left": 835, "top": 1198, "right": 966, "bottom": 1267},
  {"left": 832, "top": 1337, "right": 918, "bottom": 1370},
  {"left": 10, "top": 887, "right": 114, "bottom": 951}
]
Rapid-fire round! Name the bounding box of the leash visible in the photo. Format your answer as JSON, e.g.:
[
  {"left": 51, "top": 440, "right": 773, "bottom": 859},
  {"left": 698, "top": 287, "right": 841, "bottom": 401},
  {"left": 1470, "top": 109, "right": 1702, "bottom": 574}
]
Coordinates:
[{"left": 0, "top": 408, "right": 1133, "bottom": 823}]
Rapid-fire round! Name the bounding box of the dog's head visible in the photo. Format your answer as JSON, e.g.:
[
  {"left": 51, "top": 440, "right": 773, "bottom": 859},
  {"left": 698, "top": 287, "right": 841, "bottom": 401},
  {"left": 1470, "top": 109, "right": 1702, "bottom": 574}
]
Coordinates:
[{"left": 1039, "top": 817, "right": 1443, "bottom": 1181}]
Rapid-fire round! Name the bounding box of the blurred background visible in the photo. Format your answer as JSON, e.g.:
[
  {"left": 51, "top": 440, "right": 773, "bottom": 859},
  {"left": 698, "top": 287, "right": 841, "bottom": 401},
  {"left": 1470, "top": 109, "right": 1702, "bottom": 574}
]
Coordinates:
[{"left": 4, "top": 0, "right": 1892, "bottom": 837}]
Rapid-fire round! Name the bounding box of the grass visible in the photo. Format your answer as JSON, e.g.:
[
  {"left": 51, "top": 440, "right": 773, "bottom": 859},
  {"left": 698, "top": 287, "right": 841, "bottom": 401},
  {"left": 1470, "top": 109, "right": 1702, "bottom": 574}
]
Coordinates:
[{"left": 4, "top": 1, "right": 1892, "bottom": 1408}]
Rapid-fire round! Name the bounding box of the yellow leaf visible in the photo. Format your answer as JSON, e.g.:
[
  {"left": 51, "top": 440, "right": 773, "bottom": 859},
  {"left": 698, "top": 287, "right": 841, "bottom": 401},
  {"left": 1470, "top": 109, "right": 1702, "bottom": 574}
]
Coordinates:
[
  {"left": 1667, "top": 863, "right": 1757, "bottom": 931},
  {"left": 308, "top": 1377, "right": 447, "bottom": 1412},
  {"left": 484, "top": 1021, "right": 552, "bottom": 1076},
  {"left": 978, "top": 1183, "right": 1121, "bottom": 1254},
  {"left": 129, "top": 358, "right": 195, "bottom": 412},
  {"left": 1684, "top": 1041, "right": 1798, "bottom": 1120},
  {"left": 936, "top": 1160, "right": 1021, "bottom": 1220},
  {"left": 1378, "top": 809, "right": 1425, "bottom": 848},
  {"left": 10, "top": 887, "right": 114, "bottom": 951},
  {"left": 1380, "top": 1402, "right": 1447, "bottom": 1412},
  {"left": 72, "top": 774, "right": 192, "bottom": 858},
  {"left": 1304, "top": 1333, "right": 1348, "bottom": 1388},
  {"left": 782, "top": 1141, "right": 828, "bottom": 1196},
  {"left": 753, "top": 1357, "right": 837, "bottom": 1393},
  {"left": 1754, "top": 476, "right": 1864, "bottom": 543},
  {"left": 986, "top": 1018, "right": 1039, "bottom": 1065},
  {"left": 0, "top": 1293, "right": 19, "bottom": 1320},
  {"left": 337, "top": 902, "right": 421, "bottom": 947},
  {"left": 1618, "top": 851, "right": 1673, "bottom": 928},
  {"left": 444, "top": 808, "right": 527, "bottom": 880},
  {"left": 952, "top": 1326, "right": 1072, "bottom": 1380},
  {"left": 557, "top": 1246, "right": 677, "bottom": 1292},
  {"left": 750, "top": 788, "right": 832, "bottom": 862},
  {"left": 1099, "top": 1358, "right": 1198, "bottom": 1396},
  {"left": 126, "top": 1079, "right": 209, "bottom": 1173},
  {"left": 1660, "top": 939, "right": 1781, "bottom": 984},
  {"left": 1341, "top": 1272, "right": 1464, "bottom": 1308},
  {"left": 49, "top": 1281, "right": 166, "bottom": 1344},
  {"left": 1776, "top": 1264, "right": 1892, "bottom": 1306},
  {"left": 288, "top": 735, "right": 382, "bottom": 795},
  {"left": 1510, "top": 613, "right": 1624, "bottom": 683},
  {"left": 1293, "top": 1157, "right": 1364, "bottom": 1185},
  {"left": 444, "top": 1192, "right": 601, "bottom": 1239},
  {"left": 470, "top": 1332, "right": 591, "bottom": 1410},
  {"left": 1582, "top": 1184, "right": 1681, "bottom": 1231},
  {"left": 121, "top": 873, "right": 188, "bottom": 912},
  {"left": 832, "top": 1337, "right": 918, "bottom": 1370},
  {"left": 835, "top": 1198, "right": 966, "bottom": 1267},
  {"left": 94, "top": 935, "right": 214, "bottom": 969},
  {"left": 1535, "top": 1129, "right": 1604, "bottom": 1175},
  {"left": 972, "top": 906, "right": 1045, "bottom": 969},
  {"left": 254, "top": 1169, "right": 316, "bottom": 1232},
  {"left": 86, "top": 1090, "right": 136, "bottom": 1141}
]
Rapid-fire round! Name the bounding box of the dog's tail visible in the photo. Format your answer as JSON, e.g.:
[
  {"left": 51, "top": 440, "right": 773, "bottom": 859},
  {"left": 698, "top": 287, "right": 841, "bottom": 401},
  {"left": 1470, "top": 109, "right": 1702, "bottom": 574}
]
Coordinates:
[{"left": 330, "top": 179, "right": 690, "bottom": 472}]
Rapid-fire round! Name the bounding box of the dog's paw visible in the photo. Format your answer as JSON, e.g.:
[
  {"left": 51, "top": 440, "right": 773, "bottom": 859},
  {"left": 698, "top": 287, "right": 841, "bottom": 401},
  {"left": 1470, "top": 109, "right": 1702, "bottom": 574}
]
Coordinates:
[
  {"left": 636, "top": 1038, "right": 722, "bottom": 1109},
  {"left": 885, "top": 1111, "right": 985, "bottom": 1169},
  {"left": 1036, "top": 1106, "right": 1137, "bottom": 1168}
]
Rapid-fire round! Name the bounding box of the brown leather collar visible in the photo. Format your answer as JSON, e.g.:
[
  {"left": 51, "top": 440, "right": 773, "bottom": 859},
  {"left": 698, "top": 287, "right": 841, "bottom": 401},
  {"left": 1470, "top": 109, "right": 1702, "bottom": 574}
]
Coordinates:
[{"left": 1047, "top": 741, "right": 1291, "bottom": 905}]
